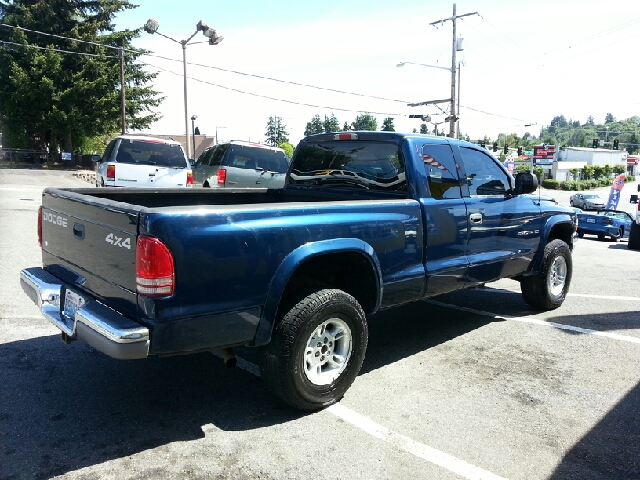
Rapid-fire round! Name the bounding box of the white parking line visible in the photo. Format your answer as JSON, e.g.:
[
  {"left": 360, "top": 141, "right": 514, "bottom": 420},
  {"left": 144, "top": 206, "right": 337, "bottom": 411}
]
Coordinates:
[
  {"left": 212, "top": 351, "right": 507, "bottom": 480},
  {"left": 477, "top": 287, "right": 640, "bottom": 302},
  {"left": 426, "top": 299, "right": 640, "bottom": 345}
]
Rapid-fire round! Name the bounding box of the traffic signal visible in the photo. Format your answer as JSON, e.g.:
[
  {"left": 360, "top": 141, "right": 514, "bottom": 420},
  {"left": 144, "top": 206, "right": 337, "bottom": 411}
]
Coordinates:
[
  {"left": 517, "top": 146, "right": 523, "bottom": 156},
  {"left": 592, "top": 139, "right": 598, "bottom": 148},
  {"left": 613, "top": 139, "right": 619, "bottom": 150},
  {"left": 492, "top": 142, "right": 498, "bottom": 152},
  {"left": 503, "top": 144, "right": 509, "bottom": 154}
]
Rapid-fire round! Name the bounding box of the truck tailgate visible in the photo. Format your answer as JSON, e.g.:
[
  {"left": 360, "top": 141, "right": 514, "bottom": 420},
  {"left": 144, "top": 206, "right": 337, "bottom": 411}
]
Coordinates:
[{"left": 40, "top": 188, "right": 139, "bottom": 317}]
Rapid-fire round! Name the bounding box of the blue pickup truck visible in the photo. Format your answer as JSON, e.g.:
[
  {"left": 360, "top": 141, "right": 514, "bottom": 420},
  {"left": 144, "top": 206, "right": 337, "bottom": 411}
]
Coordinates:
[{"left": 20, "top": 132, "right": 578, "bottom": 410}]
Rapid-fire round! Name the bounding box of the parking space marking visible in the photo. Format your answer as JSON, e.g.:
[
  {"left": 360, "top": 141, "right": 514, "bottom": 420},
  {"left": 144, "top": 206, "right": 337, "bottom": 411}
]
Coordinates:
[
  {"left": 426, "top": 300, "right": 640, "bottom": 345},
  {"left": 212, "top": 351, "right": 508, "bottom": 480},
  {"left": 478, "top": 287, "right": 640, "bottom": 302}
]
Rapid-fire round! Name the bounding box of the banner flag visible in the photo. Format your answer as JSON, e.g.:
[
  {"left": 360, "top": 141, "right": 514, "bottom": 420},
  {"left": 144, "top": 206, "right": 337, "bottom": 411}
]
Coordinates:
[{"left": 606, "top": 174, "right": 626, "bottom": 210}]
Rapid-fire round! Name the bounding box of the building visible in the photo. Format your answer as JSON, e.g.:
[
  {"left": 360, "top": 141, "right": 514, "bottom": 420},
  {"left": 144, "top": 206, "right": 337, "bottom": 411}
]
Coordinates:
[
  {"left": 552, "top": 147, "right": 628, "bottom": 181},
  {"left": 626, "top": 155, "right": 639, "bottom": 176}
]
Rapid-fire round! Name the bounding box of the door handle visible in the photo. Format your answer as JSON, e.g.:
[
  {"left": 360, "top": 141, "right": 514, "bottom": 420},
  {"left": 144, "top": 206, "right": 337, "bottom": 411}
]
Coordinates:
[{"left": 469, "top": 212, "right": 483, "bottom": 224}]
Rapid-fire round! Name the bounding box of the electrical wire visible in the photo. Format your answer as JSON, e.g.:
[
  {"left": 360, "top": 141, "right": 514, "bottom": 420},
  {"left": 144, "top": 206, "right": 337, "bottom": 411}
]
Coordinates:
[
  {"left": 0, "top": 38, "right": 115, "bottom": 57},
  {"left": 139, "top": 60, "right": 415, "bottom": 117}
]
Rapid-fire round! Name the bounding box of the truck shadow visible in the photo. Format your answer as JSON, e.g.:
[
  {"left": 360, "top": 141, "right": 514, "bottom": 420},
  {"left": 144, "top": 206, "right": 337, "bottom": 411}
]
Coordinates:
[{"left": 0, "top": 300, "right": 497, "bottom": 479}]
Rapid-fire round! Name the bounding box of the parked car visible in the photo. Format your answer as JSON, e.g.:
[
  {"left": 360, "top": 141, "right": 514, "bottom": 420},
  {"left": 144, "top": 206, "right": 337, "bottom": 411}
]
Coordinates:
[
  {"left": 192, "top": 140, "right": 290, "bottom": 189},
  {"left": 569, "top": 193, "right": 605, "bottom": 210},
  {"left": 576, "top": 209, "right": 635, "bottom": 241},
  {"left": 93, "top": 135, "right": 193, "bottom": 188}
]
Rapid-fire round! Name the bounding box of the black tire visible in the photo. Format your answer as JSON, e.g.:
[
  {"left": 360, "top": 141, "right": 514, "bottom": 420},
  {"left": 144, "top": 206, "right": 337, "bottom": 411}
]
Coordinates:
[
  {"left": 629, "top": 222, "right": 640, "bottom": 250},
  {"left": 611, "top": 227, "right": 623, "bottom": 242},
  {"left": 259, "top": 288, "right": 368, "bottom": 411},
  {"left": 577, "top": 230, "right": 584, "bottom": 238},
  {"left": 597, "top": 233, "right": 605, "bottom": 241},
  {"left": 520, "top": 239, "right": 572, "bottom": 310}
]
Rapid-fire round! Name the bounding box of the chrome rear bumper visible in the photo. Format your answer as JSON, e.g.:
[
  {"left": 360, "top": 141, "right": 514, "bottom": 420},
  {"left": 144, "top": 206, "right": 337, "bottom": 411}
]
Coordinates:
[{"left": 20, "top": 267, "right": 149, "bottom": 360}]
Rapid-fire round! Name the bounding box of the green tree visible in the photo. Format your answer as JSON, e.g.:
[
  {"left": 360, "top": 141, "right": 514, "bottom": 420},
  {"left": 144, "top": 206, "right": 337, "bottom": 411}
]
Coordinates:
[
  {"left": 420, "top": 123, "right": 428, "bottom": 134},
  {"left": 343, "top": 121, "right": 350, "bottom": 131},
  {"left": 304, "top": 114, "right": 324, "bottom": 136},
  {"left": 351, "top": 113, "right": 377, "bottom": 131},
  {"left": 569, "top": 168, "right": 580, "bottom": 181},
  {"left": 381, "top": 117, "right": 395, "bottom": 132},
  {"left": 323, "top": 114, "right": 340, "bottom": 133},
  {"left": 605, "top": 113, "right": 616, "bottom": 123},
  {"left": 279, "top": 141, "right": 294, "bottom": 158},
  {"left": 0, "top": 0, "right": 162, "bottom": 155},
  {"left": 264, "top": 116, "right": 289, "bottom": 146},
  {"left": 585, "top": 115, "right": 595, "bottom": 126}
]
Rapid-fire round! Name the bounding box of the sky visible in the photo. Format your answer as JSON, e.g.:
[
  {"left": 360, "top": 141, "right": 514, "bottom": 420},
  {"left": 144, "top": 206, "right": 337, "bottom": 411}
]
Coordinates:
[{"left": 112, "top": 0, "right": 640, "bottom": 151}]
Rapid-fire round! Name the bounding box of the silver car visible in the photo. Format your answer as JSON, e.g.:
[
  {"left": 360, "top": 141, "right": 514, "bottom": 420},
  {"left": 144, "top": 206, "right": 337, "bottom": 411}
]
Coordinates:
[
  {"left": 192, "top": 140, "right": 290, "bottom": 189},
  {"left": 569, "top": 193, "right": 605, "bottom": 210}
]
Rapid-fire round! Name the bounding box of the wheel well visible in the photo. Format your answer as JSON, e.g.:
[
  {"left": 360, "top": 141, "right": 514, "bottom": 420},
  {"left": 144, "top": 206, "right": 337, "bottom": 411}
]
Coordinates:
[
  {"left": 278, "top": 252, "right": 378, "bottom": 318},
  {"left": 548, "top": 222, "right": 574, "bottom": 249}
]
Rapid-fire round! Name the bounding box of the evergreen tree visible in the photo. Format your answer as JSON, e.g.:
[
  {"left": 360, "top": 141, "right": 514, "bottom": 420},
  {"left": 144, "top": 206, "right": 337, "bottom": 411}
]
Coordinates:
[
  {"left": 381, "top": 117, "right": 395, "bottom": 132},
  {"left": 0, "top": 0, "right": 162, "bottom": 154},
  {"left": 343, "top": 121, "right": 350, "bottom": 131},
  {"left": 420, "top": 123, "right": 428, "bottom": 134},
  {"left": 323, "top": 114, "right": 340, "bottom": 133},
  {"left": 304, "top": 114, "right": 324, "bottom": 136},
  {"left": 265, "top": 116, "right": 289, "bottom": 146},
  {"left": 351, "top": 113, "right": 377, "bottom": 131},
  {"left": 605, "top": 113, "right": 616, "bottom": 123}
]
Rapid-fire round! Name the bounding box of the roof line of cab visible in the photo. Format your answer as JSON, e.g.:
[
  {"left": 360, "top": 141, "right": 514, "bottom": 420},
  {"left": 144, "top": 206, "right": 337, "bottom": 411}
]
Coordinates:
[{"left": 302, "top": 131, "right": 480, "bottom": 148}]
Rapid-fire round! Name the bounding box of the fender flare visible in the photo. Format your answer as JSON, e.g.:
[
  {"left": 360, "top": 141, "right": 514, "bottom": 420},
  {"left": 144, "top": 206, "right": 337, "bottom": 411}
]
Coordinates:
[
  {"left": 527, "top": 214, "right": 575, "bottom": 275},
  {"left": 252, "top": 238, "right": 383, "bottom": 346}
]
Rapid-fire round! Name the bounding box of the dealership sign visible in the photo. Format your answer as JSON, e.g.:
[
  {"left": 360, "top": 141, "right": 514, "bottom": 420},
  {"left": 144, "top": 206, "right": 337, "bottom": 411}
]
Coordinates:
[{"left": 533, "top": 144, "right": 555, "bottom": 160}]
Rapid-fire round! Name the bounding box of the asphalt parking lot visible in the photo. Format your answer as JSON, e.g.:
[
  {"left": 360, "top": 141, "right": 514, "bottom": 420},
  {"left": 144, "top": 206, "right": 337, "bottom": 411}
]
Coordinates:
[{"left": 1, "top": 169, "right": 638, "bottom": 480}]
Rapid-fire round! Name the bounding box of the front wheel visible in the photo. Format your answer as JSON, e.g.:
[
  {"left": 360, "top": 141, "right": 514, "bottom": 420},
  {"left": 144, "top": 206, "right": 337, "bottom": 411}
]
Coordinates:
[
  {"left": 520, "top": 239, "right": 572, "bottom": 310},
  {"left": 259, "top": 289, "right": 368, "bottom": 410}
]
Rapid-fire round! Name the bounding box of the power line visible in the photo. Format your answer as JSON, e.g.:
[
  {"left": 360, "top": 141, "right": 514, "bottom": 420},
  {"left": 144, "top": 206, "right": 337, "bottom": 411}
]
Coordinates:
[
  {"left": 139, "top": 60, "right": 413, "bottom": 117},
  {"left": 0, "top": 38, "right": 114, "bottom": 57}
]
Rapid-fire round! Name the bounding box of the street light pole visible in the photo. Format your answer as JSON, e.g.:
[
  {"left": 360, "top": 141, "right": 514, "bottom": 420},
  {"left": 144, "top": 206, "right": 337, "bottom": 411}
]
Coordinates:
[
  {"left": 191, "top": 115, "right": 197, "bottom": 158},
  {"left": 144, "top": 19, "right": 223, "bottom": 159}
]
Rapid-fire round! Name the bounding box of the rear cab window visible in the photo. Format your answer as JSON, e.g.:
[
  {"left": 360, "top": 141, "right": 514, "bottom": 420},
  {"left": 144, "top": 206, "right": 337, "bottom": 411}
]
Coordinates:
[
  {"left": 289, "top": 141, "right": 406, "bottom": 192},
  {"left": 115, "top": 139, "right": 188, "bottom": 168}
]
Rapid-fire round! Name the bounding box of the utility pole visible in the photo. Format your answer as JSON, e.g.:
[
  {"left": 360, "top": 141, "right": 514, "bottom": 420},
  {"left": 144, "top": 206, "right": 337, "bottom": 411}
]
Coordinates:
[
  {"left": 429, "top": 4, "right": 478, "bottom": 138},
  {"left": 119, "top": 48, "right": 125, "bottom": 135}
]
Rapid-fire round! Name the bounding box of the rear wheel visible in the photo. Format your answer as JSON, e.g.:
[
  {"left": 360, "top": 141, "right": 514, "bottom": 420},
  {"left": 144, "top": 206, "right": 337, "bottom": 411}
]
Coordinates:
[
  {"left": 521, "top": 239, "right": 572, "bottom": 310},
  {"left": 629, "top": 222, "right": 640, "bottom": 250},
  {"left": 577, "top": 230, "right": 584, "bottom": 238},
  {"left": 612, "top": 227, "right": 623, "bottom": 242},
  {"left": 259, "top": 288, "right": 368, "bottom": 410}
]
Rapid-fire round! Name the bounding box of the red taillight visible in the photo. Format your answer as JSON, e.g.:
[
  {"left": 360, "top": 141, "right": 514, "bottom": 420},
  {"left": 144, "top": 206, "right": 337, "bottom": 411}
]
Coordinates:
[
  {"left": 217, "top": 168, "right": 226, "bottom": 185},
  {"left": 107, "top": 165, "right": 115, "bottom": 179},
  {"left": 334, "top": 133, "right": 359, "bottom": 140},
  {"left": 187, "top": 171, "right": 194, "bottom": 185},
  {"left": 135, "top": 235, "right": 175, "bottom": 298},
  {"left": 601, "top": 217, "right": 614, "bottom": 225},
  {"left": 37, "top": 206, "right": 43, "bottom": 248}
]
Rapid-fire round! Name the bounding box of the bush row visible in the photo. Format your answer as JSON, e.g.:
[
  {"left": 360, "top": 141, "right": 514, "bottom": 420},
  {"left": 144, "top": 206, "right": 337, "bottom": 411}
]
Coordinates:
[{"left": 542, "top": 175, "right": 636, "bottom": 191}]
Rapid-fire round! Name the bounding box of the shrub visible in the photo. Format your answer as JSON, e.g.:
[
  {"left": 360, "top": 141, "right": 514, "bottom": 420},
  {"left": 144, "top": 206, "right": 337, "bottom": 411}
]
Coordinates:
[
  {"left": 559, "top": 181, "right": 572, "bottom": 191},
  {"left": 542, "top": 179, "right": 559, "bottom": 189}
]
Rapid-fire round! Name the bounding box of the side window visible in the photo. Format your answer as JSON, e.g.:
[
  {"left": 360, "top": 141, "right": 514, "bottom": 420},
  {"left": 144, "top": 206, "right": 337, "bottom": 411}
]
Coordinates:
[
  {"left": 102, "top": 140, "right": 117, "bottom": 162},
  {"left": 421, "top": 144, "right": 462, "bottom": 200},
  {"left": 458, "top": 147, "right": 510, "bottom": 196},
  {"left": 196, "top": 148, "right": 214, "bottom": 166},
  {"left": 210, "top": 144, "right": 229, "bottom": 166}
]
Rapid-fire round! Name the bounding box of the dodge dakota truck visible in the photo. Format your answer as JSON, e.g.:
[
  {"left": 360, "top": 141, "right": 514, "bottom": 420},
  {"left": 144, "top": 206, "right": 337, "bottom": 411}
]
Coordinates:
[{"left": 20, "top": 132, "right": 578, "bottom": 410}]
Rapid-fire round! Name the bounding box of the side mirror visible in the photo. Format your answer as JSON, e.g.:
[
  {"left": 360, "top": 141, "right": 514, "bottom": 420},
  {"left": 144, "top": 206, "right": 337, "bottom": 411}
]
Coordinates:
[
  {"left": 91, "top": 155, "right": 101, "bottom": 162},
  {"left": 514, "top": 172, "right": 538, "bottom": 195},
  {"left": 189, "top": 159, "right": 195, "bottom": 167}
]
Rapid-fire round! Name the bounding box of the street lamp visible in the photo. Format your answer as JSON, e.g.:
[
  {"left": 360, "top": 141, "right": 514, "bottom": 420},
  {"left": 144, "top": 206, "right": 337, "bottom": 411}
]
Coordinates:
[
  {"left": 191, "top": 115, "right": 197, "bottom": 159},
  {"left": 143, "top": 18, "right": 223, "bottom": 159}
]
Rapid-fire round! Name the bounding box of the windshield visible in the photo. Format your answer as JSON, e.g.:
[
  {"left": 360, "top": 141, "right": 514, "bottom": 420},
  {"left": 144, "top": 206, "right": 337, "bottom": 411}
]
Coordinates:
[
  {"left": 584, "top": 194, "right": 601, "bottom": 199},
  {"left": 228, "top": 145, "right": 290, "bottom": 173},
  {"left": 116, "top": 139, "right": 188, "bottom": 167},
  {"left": 289, "top": 141, "right": 406, "bottom": 192}
]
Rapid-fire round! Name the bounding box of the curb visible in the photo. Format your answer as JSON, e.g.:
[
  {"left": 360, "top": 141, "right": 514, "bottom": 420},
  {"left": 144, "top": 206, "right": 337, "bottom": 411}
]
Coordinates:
[{"left": 73, "top": 171, "right": 96, "bottom": 184}]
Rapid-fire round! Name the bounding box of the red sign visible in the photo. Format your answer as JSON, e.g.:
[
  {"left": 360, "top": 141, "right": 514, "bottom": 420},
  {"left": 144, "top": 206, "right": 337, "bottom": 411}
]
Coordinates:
[{"left": 533, "top": 145, "right": 555, "bottom": 160}]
